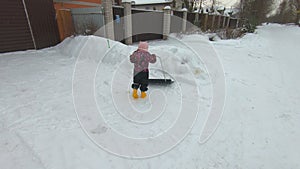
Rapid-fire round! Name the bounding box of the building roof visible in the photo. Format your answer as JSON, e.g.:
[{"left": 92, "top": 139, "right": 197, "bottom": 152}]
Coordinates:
[
  {"left": 53, "top": 0, "right": 101, "bottom": 8},
  {"left": 131, "top": 0, "right": 172, "bottom": 5}
]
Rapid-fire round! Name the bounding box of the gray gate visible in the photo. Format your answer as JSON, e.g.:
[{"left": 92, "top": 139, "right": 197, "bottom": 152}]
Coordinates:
[
  {"left": 131, "top": 9, "right": 164, "bottom": 42},
  {"left": 71, "top": 7, "right": 105, "bottom": 35}
]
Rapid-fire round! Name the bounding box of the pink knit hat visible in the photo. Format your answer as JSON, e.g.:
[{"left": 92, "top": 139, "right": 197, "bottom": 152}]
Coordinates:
[{"left": 138, "top": 41, "right": 149, "bottom": 52}]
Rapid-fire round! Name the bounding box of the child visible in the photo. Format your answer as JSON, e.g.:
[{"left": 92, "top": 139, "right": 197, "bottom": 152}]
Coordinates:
[{"left": 130, "top": 42, "right": 156, "bottom": 99}]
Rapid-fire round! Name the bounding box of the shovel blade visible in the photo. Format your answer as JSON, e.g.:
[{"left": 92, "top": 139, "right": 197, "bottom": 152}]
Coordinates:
[{"left": 148, "top": 79, "right": 174, "bottom": 85}]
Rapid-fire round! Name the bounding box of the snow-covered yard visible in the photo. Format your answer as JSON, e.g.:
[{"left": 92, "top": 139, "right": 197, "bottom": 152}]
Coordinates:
[{"left": 0, "top": 24, "right": 299, "bottom": 169}]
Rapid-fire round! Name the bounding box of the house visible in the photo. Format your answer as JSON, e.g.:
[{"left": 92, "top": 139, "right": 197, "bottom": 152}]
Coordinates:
[
  {"left": 53, "top": 0, "right": 124, "bottom": 9},
  {"left": 54, "top": 0, "right": 102, "bottom": 9},
  {"left": 131, "top": 0, "right": 173, "bottom": 11}
]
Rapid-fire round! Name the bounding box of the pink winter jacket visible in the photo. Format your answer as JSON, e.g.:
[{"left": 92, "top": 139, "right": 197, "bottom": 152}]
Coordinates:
[{"left": 130, "top": 49, "right": 156, "bottom": 73}]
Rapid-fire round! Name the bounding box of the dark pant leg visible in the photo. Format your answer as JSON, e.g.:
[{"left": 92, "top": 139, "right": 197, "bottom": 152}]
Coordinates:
[
  {"left": 139, "top": 72, "right": 149, "bottom": 92},
  {"left": 132, "top": 71, "right": 149, "bottom": 91},
  {"left": 132, "top": 72, "right": 142, "bottom": 89},
  {"left": 131, "top": 83, "right": 140, "bottom": 89}
]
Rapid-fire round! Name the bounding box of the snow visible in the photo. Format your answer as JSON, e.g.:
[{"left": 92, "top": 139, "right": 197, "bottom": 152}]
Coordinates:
[
  {"left": 200, "top": 0, "right": 239, "bottom": 8},
  {"left": 1, "top": 24, "right": 300, "bottom": 168},
  {"left": 164, "top": 6, "right": 171, "bottom": 10},
  {"left": 181, "top": 8, "right": 188, "bottom": 12},
  {"left": 131, "top": 0, "right": 172, "bottom": 5},
  {"left": 218, "top": 0, "right": 239, "bottom": 8},
  {"left": 122, "top": 0, "right": 132, "bottom": 3}
]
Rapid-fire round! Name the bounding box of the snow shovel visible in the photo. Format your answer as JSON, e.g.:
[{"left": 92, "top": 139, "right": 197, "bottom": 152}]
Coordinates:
[{"left": 148, "top": 56, "right": 174, "bottom": 85}]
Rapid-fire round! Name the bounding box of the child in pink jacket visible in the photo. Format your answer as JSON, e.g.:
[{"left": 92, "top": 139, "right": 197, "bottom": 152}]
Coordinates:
[{"left": 130, "top": 42, "right": 156, "bottom": 99}]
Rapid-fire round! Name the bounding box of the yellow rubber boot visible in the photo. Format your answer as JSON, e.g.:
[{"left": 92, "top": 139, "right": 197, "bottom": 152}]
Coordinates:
[
  {"left": 141, "top": 91, "right": 147, "bottom": 98},
  {"left": 132, "top": 89, "right": 138, "bottom": 99}
]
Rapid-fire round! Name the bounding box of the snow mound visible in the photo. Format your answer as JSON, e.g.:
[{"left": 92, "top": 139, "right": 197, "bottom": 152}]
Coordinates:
[
  {"left": 55, "top": 36, "right": 118, "bottom": 59},
  {"left": 54, "top": 35, "right": 209, "bottom": 81}
]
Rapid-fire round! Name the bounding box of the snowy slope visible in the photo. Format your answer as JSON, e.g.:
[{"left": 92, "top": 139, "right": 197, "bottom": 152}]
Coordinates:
[
  {"left": 0, "top": 24, "right": 300, "bottom": 169},
  {"left": 211, "top": 24, "right": 300, "bottom": 168}
]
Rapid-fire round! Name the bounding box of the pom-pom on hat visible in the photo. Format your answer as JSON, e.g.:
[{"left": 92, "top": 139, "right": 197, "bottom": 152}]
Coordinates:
[{"left": 138, "top": 41, "right": 149, "bottom": 52}]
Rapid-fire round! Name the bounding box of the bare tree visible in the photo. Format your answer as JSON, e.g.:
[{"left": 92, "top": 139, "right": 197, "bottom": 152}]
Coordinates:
[
  {"left": 211, "top": 0, "right": 216, "bottom": 11},
  {"left": 183, "top": 0, "right": 193, "bottom": 12},
  {"left": 240, "top": 0, "right": 273, "bottom": 25},
  {"left": 269, "top": 0, "right": 299, "bottom": 24},
  {"left": 294, "top": 0, "right": 300, "bottom": 26}
]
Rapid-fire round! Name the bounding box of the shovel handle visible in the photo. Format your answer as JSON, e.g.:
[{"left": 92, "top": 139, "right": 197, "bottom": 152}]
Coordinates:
[{"left": 156, "top": 56, "right": 167, "bottom": 81}]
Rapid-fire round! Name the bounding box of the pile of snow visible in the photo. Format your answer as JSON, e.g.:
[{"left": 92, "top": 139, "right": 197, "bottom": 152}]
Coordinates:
[{"left": 0, "top": 24, "right": 300, "bottom": 169}]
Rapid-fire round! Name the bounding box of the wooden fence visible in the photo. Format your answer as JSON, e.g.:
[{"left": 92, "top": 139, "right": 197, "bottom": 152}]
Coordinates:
[
  {"left": 56, "top": 9, "right": 75, "bottom": 41},
  {"left": 55, "top": 6, "right": 241, "bottom": 43}
]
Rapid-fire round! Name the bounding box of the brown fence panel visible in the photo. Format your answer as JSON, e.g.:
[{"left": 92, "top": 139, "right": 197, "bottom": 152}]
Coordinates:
[
  {"left": 24, "top": 0, "right": 60, "bottom": 49},
  {"left": 173, "top": 11, "right": 183, "bottom": 18},
  {"left": 56, "top": 9, "right": 75, "bottom": 41},
  {"left": 187, "top": 12, "right": 195, "bottom": 24},
  {"left": 199, "top": 13, "right": 205, "bottom": 29},
  {"left": 212, "top": 15, "right": 218, "bottom": 30},
  {"left": 207, "top": 15, "right": 214, "bottom": 30},
  {"left": 132, "top": 9, "right": 163, "bottom": 42},
  {"left": 113, "top": 6, "right": 125, "bottom": 42},
  {"left": 225, "top": 17, "right": 230, "bottom": 28},
  {"left": 238, "top": 19, "right": 243, "bottom": 27},
  {"left": 187, "top": 12, "right": 196, "bottom": 30},
  {"left": 171, "top": 11, "right": 183, "bottom": 33},
  {"left": 216, "top": 15, "right": 222, "bottom": 29},
  {"left": 229, "top": 19, "right": 238, "bottom": 29},
  {"left": 0, "top": 0, "right": 34, "bottom": 53}
]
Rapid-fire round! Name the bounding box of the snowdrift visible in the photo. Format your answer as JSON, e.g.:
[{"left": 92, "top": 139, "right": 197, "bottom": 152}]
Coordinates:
[{"left": 1, "top": 24, "right": 299, "bottom": 169}]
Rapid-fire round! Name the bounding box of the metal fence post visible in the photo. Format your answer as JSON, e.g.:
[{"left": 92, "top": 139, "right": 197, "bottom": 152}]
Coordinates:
[
  {"left": 122, "top": 0, "right": 132, "bottom": 44},
  {"left": 182, "top": 8, "right": 187, "bottom": 33},
  {"left": 103, "top": 0, "right": 114, "bottom": 40}
]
